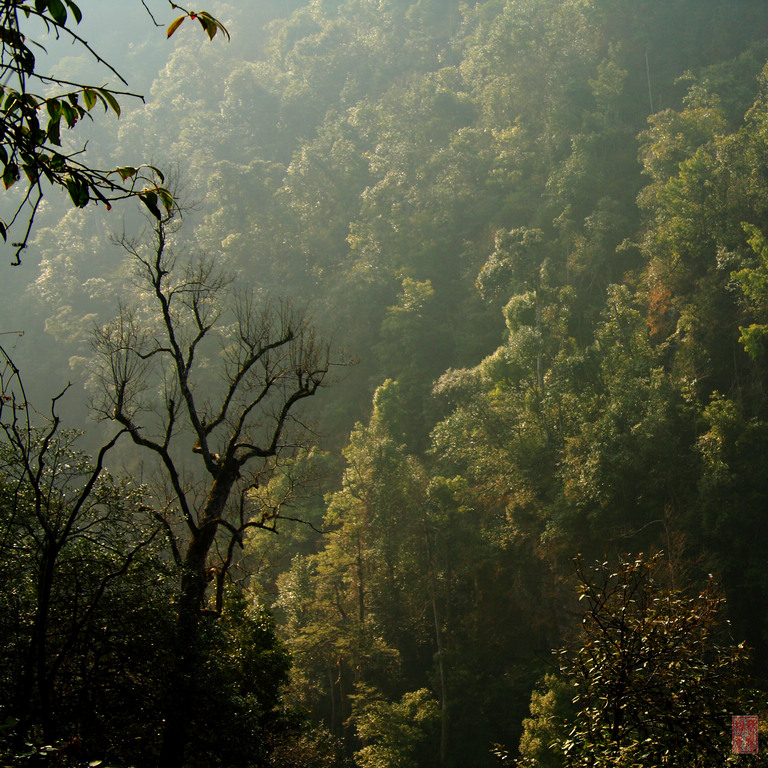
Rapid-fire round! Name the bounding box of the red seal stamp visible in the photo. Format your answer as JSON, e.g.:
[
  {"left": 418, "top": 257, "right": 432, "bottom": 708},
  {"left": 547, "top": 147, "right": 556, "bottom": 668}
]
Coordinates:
[{"left": 733, "top": 715, "right": 759, "bottom": 754}]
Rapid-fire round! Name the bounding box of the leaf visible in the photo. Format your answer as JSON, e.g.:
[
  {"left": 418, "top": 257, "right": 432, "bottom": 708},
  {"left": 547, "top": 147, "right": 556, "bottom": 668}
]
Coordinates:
[
  {"left": 139, "top": 191, "right": 162, "bottom": 220},
  {"left": 114, "top": 166, "right": 137, "bottom": 181},
  {"left": 197, "top": 12, "right": 230, "bottom": 41},
  {"left": 60, "top": 101, "right": 77, "bottom": 128},
  {"left": 49, "top": 153, "right": 65, "bottom": 171},
  {"left": 61, "top": 102, "right": 79, "bottom": 128},
  {"left": 65, "top": 178, "right": 78, "bottom": 204},
  {"left": 38, "top": 159, "right": 54, "bottom": 184},
  {"left": 4, "top": 91, "right": 20, "bottom": 113},
  {"left": 167, "top": 15, "right": 185, "bottom": 38},
  {"left": 83, "top": 88, "right": 97, "bottom": 111},
  {"left": 3, "top": 162, "right": 18, "bottom": 190},
  {"left": 65, "top": 0, "right": 82, "bottom": 23},
  {"left": 66, "top": 176, "right": 89, "bottom": 207},
  {"left": 90, "top": 184, "right": 112, "bottom": 208},
  {"left": 15, "top": 46, "right": 36, "bottom": 76},
  {"left": 144, "top": 164, "right": 165, "bottom": 183},
  {"left": 738, "top": 324, "right": 768, "bottom": 359},
  {"left": 156, "top": 187, "right": 174, "bottom": 211},
  {"left": 97, "top": 89, "right": 120, "bottom": 117},
  {"left": 46, "top": 98, "right": 62, "bottom": 120},
  {"left": 198, "top": 16, "right": 217, "bottom": 41},
  {"left": 46, "top": 0, "right": 67, "bottom": 25}
]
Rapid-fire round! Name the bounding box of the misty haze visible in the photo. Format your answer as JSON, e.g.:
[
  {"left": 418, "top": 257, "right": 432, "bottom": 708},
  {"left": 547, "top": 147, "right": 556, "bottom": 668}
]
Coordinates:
[{"left": 1, "top": 1, "right": 768, "bottom": 766}]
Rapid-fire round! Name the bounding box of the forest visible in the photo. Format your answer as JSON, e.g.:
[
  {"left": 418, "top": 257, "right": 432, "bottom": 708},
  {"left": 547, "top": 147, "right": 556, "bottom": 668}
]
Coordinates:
[{"left": 2, "top": 0, "right": 768, "bottom": 765}]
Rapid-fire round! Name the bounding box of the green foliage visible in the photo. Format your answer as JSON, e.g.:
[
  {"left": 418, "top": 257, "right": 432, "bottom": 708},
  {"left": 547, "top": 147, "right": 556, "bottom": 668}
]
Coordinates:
[
  {"left": 0, "top": 410, "right": 296, "bottom": 765},
  {"left": 167, "top": 11, "right": 229, "bottom": 42},
  {"left": 0, "top": 0, "right": 227, "bottom": 263},
  {"left": 559, "top": 554, "right": 751, "bottom": 768},
  {"left": 733, "top": 223, "right": 768, "bottom": 358},
  {"left": 516, "top": 674, "right": 575, "bottom": 768},
  {"left": 477, "top": 228, "right": 545, "bottom": 303},
  {"left": 0, "top": 414, "right": 176, "bottom": 764},
  {"left": 8, "top": 0, "right": 768, "bottom": 765},
  {"left": 181, "top": 595, "right": 292, "bottom": 768},
  {"left": 276, "top": 399, "right": 428, "bottom": 728},
  {"left": 349, "top": 686, "right": 439, "bottom": 768},
  {"left": 271, "top": 723, "right": 352, "bottom": 768}
]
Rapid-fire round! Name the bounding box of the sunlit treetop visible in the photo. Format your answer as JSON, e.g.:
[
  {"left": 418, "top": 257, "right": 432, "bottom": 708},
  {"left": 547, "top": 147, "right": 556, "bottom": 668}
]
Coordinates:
[{"left": 0, "top": 0, "right": 228, "bottom": 265}]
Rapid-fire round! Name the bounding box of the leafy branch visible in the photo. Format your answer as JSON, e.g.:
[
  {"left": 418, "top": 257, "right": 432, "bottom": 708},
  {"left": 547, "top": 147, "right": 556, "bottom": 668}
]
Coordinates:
[{"left": 0, "top": 0, "right": 228, "bottom": 264}]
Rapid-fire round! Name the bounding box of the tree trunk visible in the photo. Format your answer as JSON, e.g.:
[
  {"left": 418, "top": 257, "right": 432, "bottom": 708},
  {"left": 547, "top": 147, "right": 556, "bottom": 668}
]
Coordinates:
[
  {"left": 157, "top": 545, "right": 210, "bottom": 768},
  {"left": 424, "top": 524, "right": 448, "bottom": 766},
  {"left": 431, "top": 594, "right": 448, "bottom": 766},
  {"left": 535, "top": 276, "right": 544, "bottom": 396},
  {"left": 328, "top": 663, "right": 336, "bottom": 735},
  {"left": 21, "top": 542, "right": 58, "bottom": 743},
  {"left": 157, "top": 473, "right": 236, "bottom": 768}
]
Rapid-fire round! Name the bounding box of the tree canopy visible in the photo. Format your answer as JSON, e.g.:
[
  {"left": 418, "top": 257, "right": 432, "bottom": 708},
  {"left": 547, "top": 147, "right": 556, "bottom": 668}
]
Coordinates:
[{"left": 5, "top": 0, "right": 768, "bottom": 766}]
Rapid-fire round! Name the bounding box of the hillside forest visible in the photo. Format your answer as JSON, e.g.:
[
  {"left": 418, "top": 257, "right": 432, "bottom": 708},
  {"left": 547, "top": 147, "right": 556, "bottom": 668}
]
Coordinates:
[{"left": 3, "top": 0, "right": 768, "bottom": 766}]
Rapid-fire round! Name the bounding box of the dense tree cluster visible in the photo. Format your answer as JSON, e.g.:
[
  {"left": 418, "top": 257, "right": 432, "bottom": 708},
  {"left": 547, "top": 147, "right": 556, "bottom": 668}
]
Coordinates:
[{"left": 4, "top": 0, "right": 768, "bottom": 766}]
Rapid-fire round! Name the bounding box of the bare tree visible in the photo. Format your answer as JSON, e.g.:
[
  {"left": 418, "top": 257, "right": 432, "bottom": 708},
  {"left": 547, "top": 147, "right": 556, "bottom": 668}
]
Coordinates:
[
  {"left": 0, "top": 342, "right": 156, "bottom": 747},
  {"left": 90, "top": 213, "right": 330, "bottom": 767}
]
